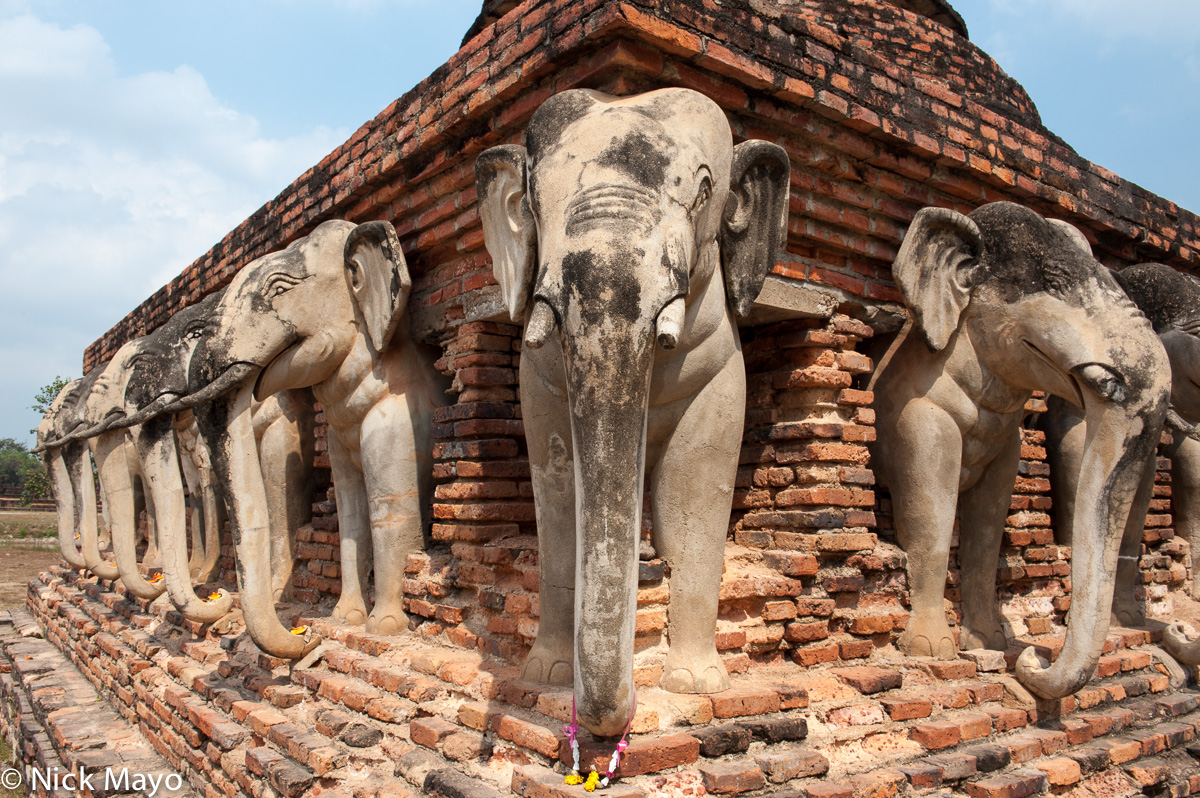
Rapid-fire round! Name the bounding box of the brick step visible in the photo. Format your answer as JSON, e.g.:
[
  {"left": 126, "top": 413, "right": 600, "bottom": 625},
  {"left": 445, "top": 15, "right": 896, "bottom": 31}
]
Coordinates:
[
  {"left": 29, "top": 573, "right": 342, "bottom": 797},
  {"left": 0, "top": 608, "right": 195, "bottom": 797},
  {"left": 27, "top": 567, "right": 1200, "bottom": 797}
]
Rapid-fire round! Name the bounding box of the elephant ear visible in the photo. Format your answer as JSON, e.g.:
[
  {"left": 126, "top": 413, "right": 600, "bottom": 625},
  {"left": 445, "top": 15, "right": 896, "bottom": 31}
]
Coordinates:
[
  {"left": 345, "top": 220, "right": 411, "bottom": 352},
  {"left": 475, "top": 145, "right": 536, "bottom": 322},
  {"left": 721, "top": 140, "right": 792, "bottom": 318},
  {"left": 1048, "top": 219, "right": 1093, "bottom": 256},
  {"left": 893, "top": 207, "right": 983, "bottom": 352}
]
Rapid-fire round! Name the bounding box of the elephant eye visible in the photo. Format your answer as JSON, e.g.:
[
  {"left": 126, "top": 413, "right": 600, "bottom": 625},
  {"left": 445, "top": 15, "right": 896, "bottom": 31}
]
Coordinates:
[
  {"left": 267, "top": 273, "right": 303, "bottom": 298},
  {"left": 690, "top": 176, "right": 712, "bottom": 216}
]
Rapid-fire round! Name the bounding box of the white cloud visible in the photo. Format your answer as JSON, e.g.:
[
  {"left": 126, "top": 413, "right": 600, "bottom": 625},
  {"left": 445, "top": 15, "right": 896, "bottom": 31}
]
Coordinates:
[
  {"left": 0, "top": 12, "right": 348, "bottom": 441},
  {"left": 984, "top": 0, "right": 1200, "bottom": 45}
]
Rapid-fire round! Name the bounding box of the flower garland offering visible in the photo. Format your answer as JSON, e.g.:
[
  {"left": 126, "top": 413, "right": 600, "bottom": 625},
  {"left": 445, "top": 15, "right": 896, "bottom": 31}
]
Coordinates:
[{"left": 562, "top": 691, "right": 636, "bottom": 791}]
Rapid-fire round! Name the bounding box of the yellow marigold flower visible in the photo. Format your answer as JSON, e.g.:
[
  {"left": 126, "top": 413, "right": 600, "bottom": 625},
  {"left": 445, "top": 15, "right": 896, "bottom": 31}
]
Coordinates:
[
  {"left": 584, "top": 771, "right": 599, "bottom": 792},
  {"left": 564, "top": 773, "right": 584, "bottom": 786}
]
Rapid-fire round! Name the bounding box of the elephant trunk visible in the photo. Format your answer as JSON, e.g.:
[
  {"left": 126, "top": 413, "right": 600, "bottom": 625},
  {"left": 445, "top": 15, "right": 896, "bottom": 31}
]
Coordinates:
[
  {"left": 46, "top": 447, "right": 87, "bottom": 569},
  {"left": 94, "top": 430, "right": 166, "bottom": 600},
  {"left": 563, "top": 316, "right": 656, "bottom": 737},
  {"left": 1017, "top": 367, "right": 1167, "bottom": 698},
  {"left": 76, "top": 440, "right": 119, "bottom": 580},
  {"left": 134, "top": 415, "right": 234, "bottom": 623},
  {"left": 1163, "top": 623, "right": 1200, "bottom": 665},
  {"left": 196, "top": 380, "right": 319, "bottom": 658}
]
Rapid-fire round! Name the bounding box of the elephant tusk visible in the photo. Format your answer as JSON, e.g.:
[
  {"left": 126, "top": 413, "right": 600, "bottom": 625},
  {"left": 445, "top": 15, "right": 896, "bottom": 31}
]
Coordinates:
[
  {"left": 656, "top": 297, "right": 686, "bottom": 350},
  {"left": 525, "top": 299, "right": 557, "bottom": 350}
]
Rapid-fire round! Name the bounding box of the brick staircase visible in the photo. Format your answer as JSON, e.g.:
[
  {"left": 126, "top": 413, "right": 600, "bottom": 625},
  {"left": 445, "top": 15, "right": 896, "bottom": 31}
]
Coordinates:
[{"left": 19, "top": 566, "right": 1200, "bottom": 797}]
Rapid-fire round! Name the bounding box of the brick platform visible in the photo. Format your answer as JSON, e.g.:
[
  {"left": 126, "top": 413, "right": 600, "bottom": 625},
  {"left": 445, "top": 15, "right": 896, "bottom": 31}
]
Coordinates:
[
  {"left": 24, "top": 567, "right": 1200, "bottom": 797},
  {"left": 0, "top": 609, "right": 193, "bottom": 797}
]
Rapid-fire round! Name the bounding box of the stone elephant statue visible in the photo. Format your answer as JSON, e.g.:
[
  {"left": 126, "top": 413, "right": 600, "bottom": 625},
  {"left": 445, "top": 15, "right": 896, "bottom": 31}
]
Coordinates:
[
  {"left": 68, "top": 293, "right": 315, "bottom": 620},
  {"left": 36, "top": 379, "right": 101, "bottom": 573},
  {"left": 187, "top": 219, "right": 446, "bottom": 659},
  {"left": 1045, "top": 262, "right": 1200, "bottom": 635},
  {"left": 475, "top": 88, "right": 790, "bottom": 736},
  {"left": 871, "top": 202, "right": 1169, "bottom": 700},
  {"left": 68, "top": 305, "right": 236, "bottom": 622}
]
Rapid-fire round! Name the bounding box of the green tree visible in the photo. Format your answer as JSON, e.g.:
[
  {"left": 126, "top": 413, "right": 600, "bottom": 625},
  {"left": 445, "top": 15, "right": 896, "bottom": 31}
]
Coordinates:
[
  {"left": 19, "top": 376, "right": 75, "bottom": 504},
  {"left": 29, "top": 375, "right": 73, "bottom": 435},
  {"left": 0, "top": 439, "right": 40, "bottom": 491}
]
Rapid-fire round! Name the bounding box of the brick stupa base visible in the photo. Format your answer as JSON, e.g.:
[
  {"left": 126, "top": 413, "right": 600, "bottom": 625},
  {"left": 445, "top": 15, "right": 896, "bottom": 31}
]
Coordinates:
[{"left": 5, "top": 567, "right": 1200, "bottom": 797}]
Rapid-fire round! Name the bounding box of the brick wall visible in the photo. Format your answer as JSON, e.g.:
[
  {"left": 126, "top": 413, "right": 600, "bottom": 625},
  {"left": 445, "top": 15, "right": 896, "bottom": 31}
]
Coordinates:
[{"left": 74, "top": 0, "right": 1200, "bottom": 673}]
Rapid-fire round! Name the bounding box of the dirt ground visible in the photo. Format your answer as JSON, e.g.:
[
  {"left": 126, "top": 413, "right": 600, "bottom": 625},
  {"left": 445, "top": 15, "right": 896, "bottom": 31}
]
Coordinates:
[{"left": 0, "top": 511, "right": 62, "bottom": 611}]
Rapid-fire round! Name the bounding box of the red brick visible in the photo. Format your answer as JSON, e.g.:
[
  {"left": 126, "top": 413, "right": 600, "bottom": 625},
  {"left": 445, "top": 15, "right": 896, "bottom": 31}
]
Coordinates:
[
  {"left": 699, "top": 761, "right": 765, "bottom": 794},
  {"left": 962, "top": 769, "right": 1047, "bottom": 798},
  {"left": 1125, "top": 759, "right": 1170, "bottom": 787},
  {"left": 1034, "top": 757, "right": 1080, "bottom": 787},
  {"left": 957, "top": 713, "right": 993, "bottom": 741},
  {"left": 710, "top": 687, "right": 781, "bottom": 719},
  {"left": 803, "top": 783, "right": 854, "bottom": 798},
  {"left": 411, "top": 716, "right": 458, "bottom": 749},
  {"left": 832, "top": 666, "right": 901, "bottom": 694},
  {"left": 853, "top": 770, "right": 907, "bottom": 798},
  {"left": 880, "top": 697, "right": 932, "bottom": 721},
  {"left": 492, "top": 714, "right": 560, "bottom": 758},
  {"left": 926, "top": 660, "right": 978, "bottom": 680},
  {"left": 562, "top": 732, "right": 699, "bottom": 777},
  {"left": 911, "top": 722, "right": 961, "bottom": 750}
]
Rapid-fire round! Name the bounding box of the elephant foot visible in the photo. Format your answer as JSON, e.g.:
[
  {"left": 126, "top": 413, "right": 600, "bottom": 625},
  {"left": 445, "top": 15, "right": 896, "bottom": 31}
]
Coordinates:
[
  {"left": 660, "top": 648, "right": 729, "bottom": 695},
  {"left": 209, "top": 610, "right": 243, "bottom": 636},
  {"left": 332, "top": 600, "right": 368, "bottom": 627},
  {"left": 959, "top": 619, "right": 1008, "bottom": 652},
  {"left": 521, "top": 643, "right": 573, "bottom": 686},
  {"left": 366, "top": 610, "right": 408, "bottom": 636},
  {"left": 1110, "top": 598, "right": 1147, "bottom": 628},
  {"left": 898, "top": 619, "right": 957, "bottom": 659}
]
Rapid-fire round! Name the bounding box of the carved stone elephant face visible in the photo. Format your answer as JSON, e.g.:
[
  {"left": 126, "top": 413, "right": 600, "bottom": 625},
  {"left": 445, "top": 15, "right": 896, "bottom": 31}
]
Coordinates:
[
  {"left": 1115, "top": 263, "right": 1200, "bottom": 423},
  {"left": 476, "top": 88, "right": 789, "bottom": 736},
  {"left": 191, "top": 219, "right": 409, "bottom": 400},
  {"left": 898, "top": 203, "right": 1161, "bottom": 404}
]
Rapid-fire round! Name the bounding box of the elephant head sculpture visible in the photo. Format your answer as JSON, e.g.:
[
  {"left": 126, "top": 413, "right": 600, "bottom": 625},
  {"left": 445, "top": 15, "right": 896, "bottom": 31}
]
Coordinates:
[
  {"left": 37, "top": 379, "right": 92, "bottom": 572},
  {"left": 1046, "top": 262, "right": 1200, "bottom": 634},
  {"left": 188, "top": 218, "right": 445, "bottom": 659},
  {"left": 1097, "top": 263, "right": 1200, "bottom": 664},
  {"left": 61, "top": 301, "right": 236, "bottom": 622},
  {"left": 871, "top": 202, "right": 1169, "bottom": 700},
  {"left": 475, "top": 88, "right": 789, "bottom": 735}
]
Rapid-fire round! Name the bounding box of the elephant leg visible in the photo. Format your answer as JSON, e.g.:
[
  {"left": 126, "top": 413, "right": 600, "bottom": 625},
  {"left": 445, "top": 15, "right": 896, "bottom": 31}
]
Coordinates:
[
  {"left": 957, "top": 431, "right": 1021, "bottom": 651},
  {"left": 359, "top": 398, "right": 427, "bottom": 635},
  {"left": 521, "top": 369, "right": 575, "bottom": 686},
  {"left": 329, "top": 434, "right": 370, "bottom": 626},
  {"left": 1171, "top": 435, "right": 1200, "bottom": 600},
  {"left": 1111, "top": 454, "right": 1157, "bottom": 626},
  {"left": 891, "top": 400, "right": 963, "bottom": 659},
  {"left": 140, "top": 471, "right": 161, "bottom": 568},
  {"left": 258, "top": 413, "right": 306, "bottom": 602},
  {"left": 1043, "top": 398, "right": 1085, "bottom": 548},
  {"left": 195, "top": 481, "right": 223, "bottom": 583},
  {"left": 178, "top": 450, "right": 206, "bottom": 579},
  {"left": 652, "top": 359, "right": 741, "bottom": 694}
]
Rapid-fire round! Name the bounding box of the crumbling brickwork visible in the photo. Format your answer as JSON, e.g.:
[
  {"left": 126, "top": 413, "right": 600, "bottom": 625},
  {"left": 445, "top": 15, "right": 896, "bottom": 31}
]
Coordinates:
[{"left": 60, "top": 0, "right": 1200, "bottom": 780}]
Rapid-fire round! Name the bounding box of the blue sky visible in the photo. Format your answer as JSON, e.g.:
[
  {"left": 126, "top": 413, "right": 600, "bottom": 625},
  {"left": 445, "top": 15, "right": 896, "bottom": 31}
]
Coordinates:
[{"left": 1, "top": 0, "right": 1197, "bottom": 444}]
